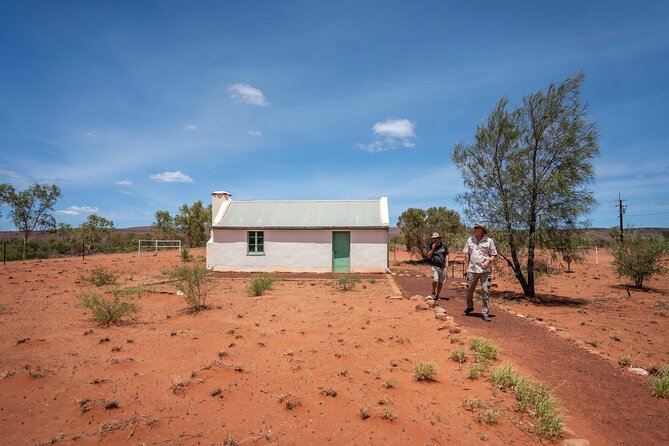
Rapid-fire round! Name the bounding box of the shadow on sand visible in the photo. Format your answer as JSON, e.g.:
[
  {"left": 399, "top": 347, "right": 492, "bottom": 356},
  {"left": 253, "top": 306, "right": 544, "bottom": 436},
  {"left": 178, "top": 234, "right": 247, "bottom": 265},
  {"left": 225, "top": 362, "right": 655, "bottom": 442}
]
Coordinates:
[{"left": 494, "top": 290, "right": 588, "bottom": 307}]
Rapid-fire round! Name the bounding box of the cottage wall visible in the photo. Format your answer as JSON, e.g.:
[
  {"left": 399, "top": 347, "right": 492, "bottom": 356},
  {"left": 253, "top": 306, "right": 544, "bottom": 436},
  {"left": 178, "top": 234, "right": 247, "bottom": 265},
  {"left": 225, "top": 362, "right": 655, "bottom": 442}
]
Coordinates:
[{"left": 206, "top": 228, "right": 388, "bottom": 272}]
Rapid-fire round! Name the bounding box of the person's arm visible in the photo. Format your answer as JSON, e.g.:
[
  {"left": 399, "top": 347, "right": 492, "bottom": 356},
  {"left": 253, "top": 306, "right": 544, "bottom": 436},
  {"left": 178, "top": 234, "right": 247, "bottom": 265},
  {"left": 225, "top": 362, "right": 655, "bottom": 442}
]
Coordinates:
[
  {"left": 482, "top": 240, "right": 498, "bottom": 269},
  {"left": 427, "top": 242, "right": 438, "bottom": 259},
  {"left": 462, "top": 240, "right": 469, "bottom": 276}
]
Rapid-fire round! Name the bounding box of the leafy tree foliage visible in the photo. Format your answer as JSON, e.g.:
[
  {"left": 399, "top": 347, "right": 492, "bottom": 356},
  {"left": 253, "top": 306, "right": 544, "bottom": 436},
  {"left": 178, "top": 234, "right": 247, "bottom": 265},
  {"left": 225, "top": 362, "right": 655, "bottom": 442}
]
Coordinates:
[
  {"left": 175, "top": 200, "right": 212, "bottom": 247},
  {"left": 154, "top": 201, "right": 212, "bottom": 248},
  {"left": 6, "top": 183, "right": 62, "bottom": 259},
  {"left": 547, "top": 229, "right": 593, "bottom": 272},
  {"left": 0, "top": 183, "right": 15, "bottom": 218},
  {"left": 612, "top": 232, "right": 668, "bottom": 289},
  {"left": 452, "top": 73, "right": 599, "bottom": 297},
  {"left": 397, "top": 207, "right": 465, "bottom": 260},
  {"left": 79, "top": 214, "right": 115, "bottom": 249},
  {"left": 152, "top": 210, "right": 178, "bottom": 239}
]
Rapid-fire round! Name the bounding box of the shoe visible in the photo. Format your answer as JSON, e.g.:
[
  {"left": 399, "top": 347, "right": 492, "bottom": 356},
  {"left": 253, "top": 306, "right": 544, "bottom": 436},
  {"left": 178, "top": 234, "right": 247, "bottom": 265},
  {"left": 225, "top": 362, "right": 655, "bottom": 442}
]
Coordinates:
[
  {"left": 463, "top": 308, "right": 474, "bottom": 316},
  {"left": 482, "top": 314, "right": 491, "bottom": 322},
  {"left": 434, "top": 295, "right": 441, "bottom": 300}
]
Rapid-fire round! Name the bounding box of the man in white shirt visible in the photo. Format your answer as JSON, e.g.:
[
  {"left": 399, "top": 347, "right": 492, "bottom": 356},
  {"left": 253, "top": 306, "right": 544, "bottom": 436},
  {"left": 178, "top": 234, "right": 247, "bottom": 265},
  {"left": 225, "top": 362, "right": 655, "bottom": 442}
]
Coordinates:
[{"left": 462, "top": 222, "right": 498, "bottom": 322}]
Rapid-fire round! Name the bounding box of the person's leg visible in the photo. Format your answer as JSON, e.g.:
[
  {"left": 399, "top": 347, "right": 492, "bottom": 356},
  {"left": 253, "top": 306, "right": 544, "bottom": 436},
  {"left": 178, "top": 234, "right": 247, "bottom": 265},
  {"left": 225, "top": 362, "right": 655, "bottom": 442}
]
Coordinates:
[
  {"left": 465, "top": 272, "right": 478, "bottom": 311},
  {"left": 480, "top": 272, "right": 491, "bottom": 320},
  {"left": 431, "top": 266, "right": 438, "bottom": 297},
  {"left": 436, "top": 268, "right": 446, "bottom": 298}
]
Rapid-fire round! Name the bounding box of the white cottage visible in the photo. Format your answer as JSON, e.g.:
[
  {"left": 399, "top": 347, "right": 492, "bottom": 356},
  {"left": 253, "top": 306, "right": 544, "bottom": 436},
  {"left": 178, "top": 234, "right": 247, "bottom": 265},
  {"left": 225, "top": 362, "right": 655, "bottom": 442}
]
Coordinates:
[{"left": 206, "top": 191, "right": 390, "bottom": 273}]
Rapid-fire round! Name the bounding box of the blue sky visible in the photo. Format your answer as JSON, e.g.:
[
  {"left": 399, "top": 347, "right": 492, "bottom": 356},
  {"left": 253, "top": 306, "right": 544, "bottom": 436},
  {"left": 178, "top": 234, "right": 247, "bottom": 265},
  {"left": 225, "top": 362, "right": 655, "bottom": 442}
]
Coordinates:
[{"left": 1, "top": 0, "right": 668, "bottom": 230}]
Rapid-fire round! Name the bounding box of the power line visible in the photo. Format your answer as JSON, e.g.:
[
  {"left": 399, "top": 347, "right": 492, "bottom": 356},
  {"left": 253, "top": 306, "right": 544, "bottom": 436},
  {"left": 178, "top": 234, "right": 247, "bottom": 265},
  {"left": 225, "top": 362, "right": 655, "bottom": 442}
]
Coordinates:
[{"left": 626, "top": 210, "right": 669, "bottom": 217}]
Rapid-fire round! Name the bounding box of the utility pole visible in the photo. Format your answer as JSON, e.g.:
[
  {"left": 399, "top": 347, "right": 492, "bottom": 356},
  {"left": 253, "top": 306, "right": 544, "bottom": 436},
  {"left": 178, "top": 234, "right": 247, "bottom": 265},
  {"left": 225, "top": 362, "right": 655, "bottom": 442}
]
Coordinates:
[{"left": 616, "top": 193, "right": 627, "bottom": 244}]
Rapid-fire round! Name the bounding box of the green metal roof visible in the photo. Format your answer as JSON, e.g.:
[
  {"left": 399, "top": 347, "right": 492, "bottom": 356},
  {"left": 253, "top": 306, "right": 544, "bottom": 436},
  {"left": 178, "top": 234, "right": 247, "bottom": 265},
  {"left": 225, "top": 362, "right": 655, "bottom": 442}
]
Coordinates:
[{"left": 214, "top": 199, "right": 389, "bottom": 229}]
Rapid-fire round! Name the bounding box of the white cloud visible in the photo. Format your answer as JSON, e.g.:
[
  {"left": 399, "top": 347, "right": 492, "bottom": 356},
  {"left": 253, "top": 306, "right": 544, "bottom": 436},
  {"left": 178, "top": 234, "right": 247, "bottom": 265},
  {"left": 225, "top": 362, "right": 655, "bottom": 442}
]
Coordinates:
[
  {"left": 85, "top": 131, "right": 97, "bottom": 138},
  {"left": 57, "top": 205, "right": 99, "bottom": 216},
  {"left": 0, "top": 169, "right": 23, "bottom": 179},
  {"left": 118, "top": 189, "right": 132, "bottom": 195},
  {"left": 247, "top": 129, "right": 263, "bottom": 137},
  {"left": 228, "top": 83, "right": 269, "bottom": 106},
  {"left": 115, "top": 179, "right": 133, "bottom": 186},
  {"left": 373, "top": 119, "right": 415, "bottom": 139},
  {"left": 357, "top": 118, "right": 416, "bottom": 153},
  {"left": 184, "top": 124, "right": 199, "bottom": 131},
  {"left": 149, "top": 170, "right": 194, "bottom": 183}
]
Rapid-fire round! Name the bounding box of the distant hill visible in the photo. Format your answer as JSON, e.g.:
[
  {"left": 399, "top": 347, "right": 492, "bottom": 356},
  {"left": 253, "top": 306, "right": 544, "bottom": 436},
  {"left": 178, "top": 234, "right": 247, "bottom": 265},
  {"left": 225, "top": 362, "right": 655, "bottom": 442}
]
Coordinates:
[{"left": 0, "top": 226, "right": 154, "bottom": 242}]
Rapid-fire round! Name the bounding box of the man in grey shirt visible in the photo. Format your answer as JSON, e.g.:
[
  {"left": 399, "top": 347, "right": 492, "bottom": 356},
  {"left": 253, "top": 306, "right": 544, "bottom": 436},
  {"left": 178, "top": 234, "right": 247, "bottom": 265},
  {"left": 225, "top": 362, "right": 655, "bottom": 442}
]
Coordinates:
[{"left": 462, "top": 222, "right": 498, "bottom": 322}]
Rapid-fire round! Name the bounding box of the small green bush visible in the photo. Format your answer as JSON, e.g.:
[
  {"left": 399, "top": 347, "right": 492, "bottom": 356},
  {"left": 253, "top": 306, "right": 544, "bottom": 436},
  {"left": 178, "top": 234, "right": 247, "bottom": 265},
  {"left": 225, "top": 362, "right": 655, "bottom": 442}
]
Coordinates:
[
  {"left": 247, "top": 273, "right": 277, "bottom": 296},
  {"left": 467, "top": 361, "right": 487, "bottom": 380},
  {"left": 491, "top": 364, "right": 519, "bottom": 390},
  {"left": 470, "top": 337, "right": 499, "bottom": 361},
  {"left": 84, "top": 267, "right": 117, "bottom": 287},
  {"left": 617, "top": 355, "right": 632, "bottom": 368},
  {"left": 168, "top": 262, "right": 212, "bottom": 311},
  {"left": 651, "top": 365, "right": 669, "bottom": 399},
  {"left": 450, "top": 348, "right": 468, "bottom": 364},
  {"left": 612, "top": 234, "right": 668, "bottom": 289},
  {"left": 180, "top": 247, "right": 193, "bottom": 262},
  {"left": 78, "top": 291, "right": 138, "bottom": 325},
  {"left": 336, "top": 273, "right": 361, "bottom": 291},
  {"left": 414, "top": 361, "right": 438, "bottom": 381},
  {"left": 491, "top": 364, "right": 563, "bottom": 439}
]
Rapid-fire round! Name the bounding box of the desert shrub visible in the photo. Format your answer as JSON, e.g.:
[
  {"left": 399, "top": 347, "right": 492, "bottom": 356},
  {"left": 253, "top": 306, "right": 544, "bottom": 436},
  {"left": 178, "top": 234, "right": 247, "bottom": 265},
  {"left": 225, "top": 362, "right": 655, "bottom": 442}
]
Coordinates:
[
  {"left": 247, "top": 273, "right": 277, "bottom": 296},
  {"left": 84, "top": 267, "right": 118, "bottom": 286},
  {"left": 336, "top": 273, "right": 361, "bottom": 291},
  {"left": 180, "top": 247, "right": 193, "bottom": 262},
  {"left": 467, "top": 361, "right": 488, "bottom": 380},
  {"left": 491, "top": 364, "right": 563, "bottom": 439},
  {"left": 0, "top": 304, "right": 8, "bottom": 313},
  {"left": 450, "top": 348, "right": 468, "bottom": 363},
  {"left": 77, "top": 290, "right": 138, "bottom": 325},
  {"left": 479, "top": 407, "right": 500, "bottom": 425},
  {"left": 381, "top": 407, "right": 397, "bottom": 421},
  {"left": 651, "top": 365, "right": 669, "bottom": 399},
  {"left": 414, "top": 361, "right": 438, "bottom": 381},
  {"left": 491, "top": 364, "right": 519, "bottom": 390},
  {"left": 617, "top": 355, "right": 632, "bottom": 368},
  {"left": 168, "top": 262, "right": 212, "bottom": 311},
  {"left": 612, "top": 235, "right": 668, "bottom": 288},
  {"left": 358, "top": 407, "right": 370, "bottom": 420},
  {"left": 470, "top": 337, "right": 498, "bottom": 361}
]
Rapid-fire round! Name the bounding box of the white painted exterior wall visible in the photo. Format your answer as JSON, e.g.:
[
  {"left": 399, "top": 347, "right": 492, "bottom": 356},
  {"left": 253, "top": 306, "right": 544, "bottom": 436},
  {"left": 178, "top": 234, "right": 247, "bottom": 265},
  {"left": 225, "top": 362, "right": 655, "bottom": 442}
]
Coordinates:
[{"left": 206, "top": 228, "right": 388, "bottom": 272}]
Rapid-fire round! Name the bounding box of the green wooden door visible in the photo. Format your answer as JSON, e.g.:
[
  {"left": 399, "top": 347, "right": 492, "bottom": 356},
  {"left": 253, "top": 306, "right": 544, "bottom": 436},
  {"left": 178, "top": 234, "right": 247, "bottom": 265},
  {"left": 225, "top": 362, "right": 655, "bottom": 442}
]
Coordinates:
[{"left": 332, "top": 231, "right": 351, "bottom": 272}]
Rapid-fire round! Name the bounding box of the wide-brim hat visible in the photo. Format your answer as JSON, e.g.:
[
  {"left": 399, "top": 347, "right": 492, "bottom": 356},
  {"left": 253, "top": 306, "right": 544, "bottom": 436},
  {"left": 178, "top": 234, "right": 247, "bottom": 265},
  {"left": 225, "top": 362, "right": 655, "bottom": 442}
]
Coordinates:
[
  {"left": 473, "top": 222, "right": 488, "bottom": 233},
  {"left": 430, "top": 232, "right": 441, "bottom": 239}
]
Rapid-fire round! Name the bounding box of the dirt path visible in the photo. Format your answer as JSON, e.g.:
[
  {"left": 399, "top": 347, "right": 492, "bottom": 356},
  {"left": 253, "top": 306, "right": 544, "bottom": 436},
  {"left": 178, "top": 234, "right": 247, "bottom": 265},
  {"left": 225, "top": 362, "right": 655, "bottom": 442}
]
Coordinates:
[{"left": 394, "top": 274, "right": 669, "bottom": 446}]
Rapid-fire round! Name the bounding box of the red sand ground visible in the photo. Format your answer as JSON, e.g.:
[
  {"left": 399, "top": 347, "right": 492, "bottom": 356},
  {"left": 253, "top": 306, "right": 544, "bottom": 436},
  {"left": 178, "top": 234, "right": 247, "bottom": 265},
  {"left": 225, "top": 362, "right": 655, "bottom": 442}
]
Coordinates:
[{"left": 0, "top": 248, "right": 668, "bottom": 445}]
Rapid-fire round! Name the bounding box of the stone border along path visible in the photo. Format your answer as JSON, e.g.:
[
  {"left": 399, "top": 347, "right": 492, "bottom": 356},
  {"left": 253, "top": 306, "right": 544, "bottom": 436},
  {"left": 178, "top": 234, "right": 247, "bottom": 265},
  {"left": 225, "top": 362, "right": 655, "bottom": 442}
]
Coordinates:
[{"left": 394, "top": 274, "right": 669, "bottom": 446}]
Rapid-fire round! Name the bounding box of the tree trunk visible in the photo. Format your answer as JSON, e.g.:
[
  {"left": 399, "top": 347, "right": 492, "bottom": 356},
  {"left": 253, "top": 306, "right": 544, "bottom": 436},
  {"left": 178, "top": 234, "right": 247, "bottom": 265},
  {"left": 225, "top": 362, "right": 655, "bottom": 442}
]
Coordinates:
[{"left": 22, "top": 233, "right": 28, "bottom": 261}]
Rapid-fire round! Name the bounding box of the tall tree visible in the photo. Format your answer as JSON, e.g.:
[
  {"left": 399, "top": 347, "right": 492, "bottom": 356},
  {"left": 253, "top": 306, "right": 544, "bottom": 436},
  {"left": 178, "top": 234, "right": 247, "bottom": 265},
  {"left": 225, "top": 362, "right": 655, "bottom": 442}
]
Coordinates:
[
  {"left": 397, "top": 206, "right": 465, "bottom": 260},
  {"left": 7, "top": 183, "right": 62, "bottom": 260},
  {"left": 174, "top": 201, "right": 212, "bottom": 247},
  {"left": 79, "top": 214, "right": 115, "bottom": 247},
  {"left": 152, "top": 210, "right": 177, "bottom": 239},
  {"left": 452, "top": 73, "right": 599, "bottom": 297}
]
